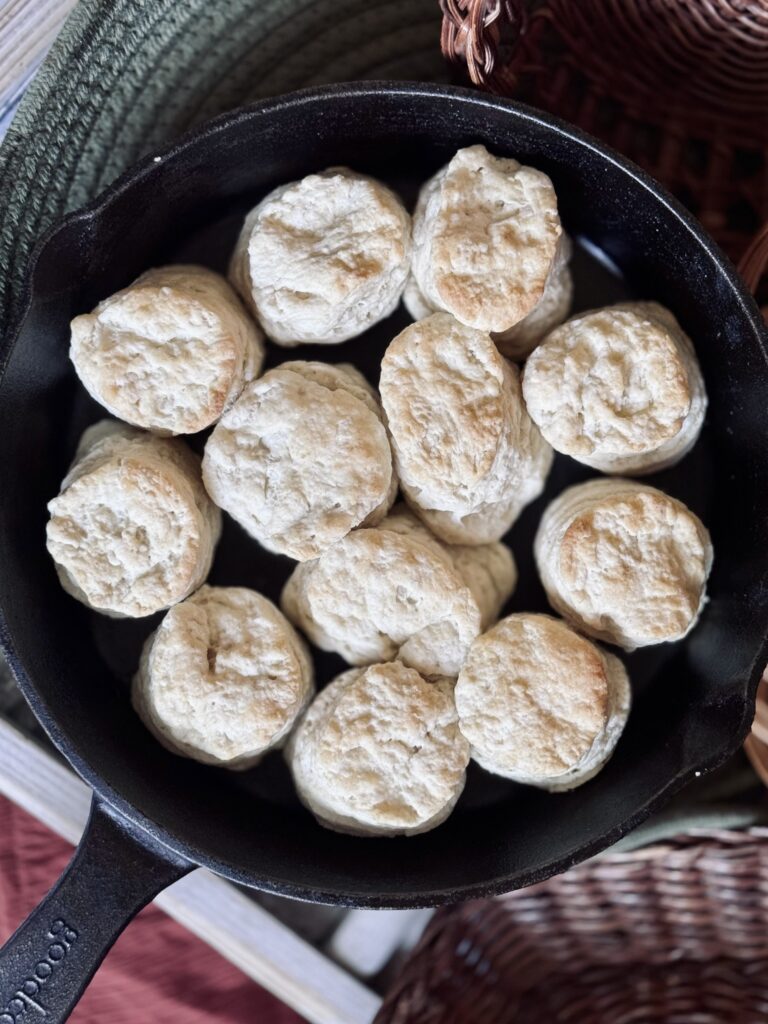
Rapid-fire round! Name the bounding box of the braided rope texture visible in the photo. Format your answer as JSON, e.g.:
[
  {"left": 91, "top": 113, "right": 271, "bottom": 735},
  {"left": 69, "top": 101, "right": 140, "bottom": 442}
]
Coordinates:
[
  {"left": 440, "top": 0, "right": 768, "bottom": 290},
  {"left": 377, "top": 828, "right": 768, "bottom": 1024},
  {"left": 0, "top": 0, "right": 445, "bottom": 338}
]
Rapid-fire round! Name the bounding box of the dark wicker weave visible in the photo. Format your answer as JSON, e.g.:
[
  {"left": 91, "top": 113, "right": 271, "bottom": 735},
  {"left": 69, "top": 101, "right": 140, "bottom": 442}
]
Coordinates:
[
  {"left": 376, "top": 7, "right": 768, "bottom": 1021},
  {"left": 376, "top": 829, "right": 768, "bottom": 1023},
  {"left": 440, "top": 0, "right": 768, "bottom": 301}
]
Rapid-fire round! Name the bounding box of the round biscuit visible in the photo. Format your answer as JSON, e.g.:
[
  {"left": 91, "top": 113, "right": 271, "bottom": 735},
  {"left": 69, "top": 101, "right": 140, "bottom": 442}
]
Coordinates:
[
  {"left": 46, "top": 420, "right": 221, "bottom": 618},
  {"left": 380, "top": 312, "right": 553, "bottom": 544},
  {"left": 455, "top": 612, "right": 630, "bottom": 789},
  {"left": 133, "top": 585, "right": 313, "bottom": 768},
  {"left": 406, "top": 236, "right": 574, "bottom": 363},
  {"left": 534, "top": 478, "right": 713, "bottom": 649},
  {"left": 69, "top": 265, "right": 264, "bottom": 435},
  {"left": 522, "top": 301, "right": 707, "bottom": 474},
  {"left": 229, "top": 168, "right": 411, "bottom": 345},
  {"left": 203, "top": 362, "right": 395, "bottom": 561},
  {"left": 411, "top": 145, "right": 562, "bottom": 333},
  {"left": 286, "top": 662, "right": 469, "bottom": 835}
]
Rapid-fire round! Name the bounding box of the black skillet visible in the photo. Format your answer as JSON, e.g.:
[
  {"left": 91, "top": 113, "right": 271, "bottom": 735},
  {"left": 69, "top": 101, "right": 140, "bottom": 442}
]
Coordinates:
[{"left": 1, "top": 83, "right": 768, "bottom": 1023}]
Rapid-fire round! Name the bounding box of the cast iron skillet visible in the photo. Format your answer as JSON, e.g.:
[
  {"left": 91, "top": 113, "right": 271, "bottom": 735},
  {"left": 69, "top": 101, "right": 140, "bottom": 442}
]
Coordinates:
[{"left": 1, "top": 82, "right": 768, "bottom": 1022}]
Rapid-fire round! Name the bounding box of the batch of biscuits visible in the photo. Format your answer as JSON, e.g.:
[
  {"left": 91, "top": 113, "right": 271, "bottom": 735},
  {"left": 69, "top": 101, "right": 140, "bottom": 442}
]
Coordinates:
[{"left": 46, "top": 145, "right": 713, "bottom": 837}]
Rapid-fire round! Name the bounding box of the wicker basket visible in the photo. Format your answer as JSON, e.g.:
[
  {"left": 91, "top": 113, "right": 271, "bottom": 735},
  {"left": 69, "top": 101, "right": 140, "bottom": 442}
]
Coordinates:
[
  {"left": 376, "top": 828, "right": 768, "bottom": 1023},
  {"left": 440, "top": 0, "right": 768, "bottom": 309},
  {"left": 374, "top": 7, "right": 768, "bottom": 1019}
]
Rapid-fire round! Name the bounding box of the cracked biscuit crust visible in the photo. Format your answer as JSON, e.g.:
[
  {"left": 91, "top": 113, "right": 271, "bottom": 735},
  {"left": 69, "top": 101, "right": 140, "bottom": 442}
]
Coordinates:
[
  {"left": 522, "top": 301, "right": 707, "bottom": 474},
  {"left": 534, "top": 478, "right": 713, "bottom": 650},
  {"left": 493, "top": 235, "right": 573, "bottom": 359},
  {"left": 286, "top": 662, "right": 469, "bottom": 835},
  {"left": 281, "top": 525, "right": 482, "bottom": 678},
  {"left": 70, "top": 265, "right": 264, "bottom": 435},
  {"left": 380, "top": 312, "right": 552, "bottom": 544},
  {"left": 229, "top": 168, "right": 411, "bottom": 345},
  {"left": 378, "top": 504, "right": 516, "bottom": 630},
  {"left": 455, "top": 612, "right": 630, "bottom": 791},
  {"left": 46, "top": 421, "right": 221, "bottom": 618},
  {"left": 203, "top": 361, "right": 395, "bottom": 561},
  {"left": 411, "top": 145, "right": 562, "bottom": 334},
  {"left": 133, "top": 585, "right": 313, "bottom": 769},
  {"left": 405, "top": 236, "right": 574, "bottom": 362}
]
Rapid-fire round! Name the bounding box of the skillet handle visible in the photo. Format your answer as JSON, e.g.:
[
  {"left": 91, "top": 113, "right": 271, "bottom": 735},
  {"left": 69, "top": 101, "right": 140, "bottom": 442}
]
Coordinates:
[{"left": 0, "top": 796, "right": 191, "bottom": 1024}]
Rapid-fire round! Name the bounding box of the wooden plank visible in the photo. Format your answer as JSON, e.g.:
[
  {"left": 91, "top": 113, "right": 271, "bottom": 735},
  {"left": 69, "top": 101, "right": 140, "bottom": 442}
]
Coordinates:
[
  {"left": 0, "top": 0, "right": 77, "bottom": 121},
  {"left": 0, "top": 717, "right": 380, "bottom": 1024},
  {"left": 330, "top": 908, "right": 433, "bottom": 977}
]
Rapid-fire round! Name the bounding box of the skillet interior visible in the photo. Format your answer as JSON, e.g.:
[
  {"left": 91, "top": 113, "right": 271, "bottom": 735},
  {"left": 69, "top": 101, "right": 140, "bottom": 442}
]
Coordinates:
[{"left": 0, "top": 84, "right": 767, "bottom": 907}]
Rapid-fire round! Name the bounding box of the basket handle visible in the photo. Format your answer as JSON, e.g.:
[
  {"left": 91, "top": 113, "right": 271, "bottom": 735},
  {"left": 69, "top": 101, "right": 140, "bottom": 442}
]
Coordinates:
[{"left": 439, "top": 0, "right": 527, "bottom": 89}]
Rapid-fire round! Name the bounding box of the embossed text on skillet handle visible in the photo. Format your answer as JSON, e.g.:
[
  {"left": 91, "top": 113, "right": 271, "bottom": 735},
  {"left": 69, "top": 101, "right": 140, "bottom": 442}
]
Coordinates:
[{"left": 0, "top": 797, "right": 190, "bottom": 1023}]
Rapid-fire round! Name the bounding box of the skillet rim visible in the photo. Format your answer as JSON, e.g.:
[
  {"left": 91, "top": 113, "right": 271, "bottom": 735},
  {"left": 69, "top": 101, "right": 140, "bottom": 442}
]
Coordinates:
[{"left": 1, "top": 80, "right": 767, "bottom": 907}]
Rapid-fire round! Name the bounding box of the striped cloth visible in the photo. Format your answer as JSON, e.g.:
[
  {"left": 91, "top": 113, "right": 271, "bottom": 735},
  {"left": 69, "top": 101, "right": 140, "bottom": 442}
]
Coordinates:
[{"left": 0, "top": 795, "right": 302, "bottom": 1024}]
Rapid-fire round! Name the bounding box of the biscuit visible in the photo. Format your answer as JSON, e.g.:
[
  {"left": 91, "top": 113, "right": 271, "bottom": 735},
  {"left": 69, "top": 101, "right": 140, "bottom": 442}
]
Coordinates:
[
  {"left": 410, "top": 145, "right": 563, "bottom": 334},
  {"left": 286, "top": 662, "right": 469, "bottom": 835},
  {"left": 534, "top": 478, "right": 713, "bottom": 650},
  {"left": 380, "top": 312, "right": 553, "bottom": 545},
  {"left": 279, "top": 360, "right": 381, "bottom": 417},
  {"left": 277, "top": 360, "right": 398, "bottom": 513},
  {"left": 522, "top": 301, "right": 707, "bottom": 474},
  {"left": 70, "top": 265, "right": 264, "bottom": 435},
  {"left": 203, "top": 361, "right": 395, "bottom": 560},
  {"left": 405, "top": 236, "right": 573, "bottom": 363},
  {"left": 455, "top": 613, "right": 630, "bottom": 791},
  {"left": 493, "top": 235, "right": 574, "bottom": 360},
  {"left": 46, "top": 420, "right": 221, "bottom": 618},
  {"left": 281, "top": 525, "right": 482, "bottom": 678},
  {"left": 402, "top": 273, "right": 435, "bottom": 321},
  {"left": 229, "top": 168, "right": 411, "bottom": 345},
  {"left": 378, "top": 504, "right": 516, "bottom": 629},
  {"left": 133, "top": 585, "right": 313, "bottom": 768}
]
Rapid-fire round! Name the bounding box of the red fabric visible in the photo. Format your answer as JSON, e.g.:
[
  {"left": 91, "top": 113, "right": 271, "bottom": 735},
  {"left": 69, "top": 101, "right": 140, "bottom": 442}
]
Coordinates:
[{"left": 0, "top": 795, "right": 303, "bottom": 1023}]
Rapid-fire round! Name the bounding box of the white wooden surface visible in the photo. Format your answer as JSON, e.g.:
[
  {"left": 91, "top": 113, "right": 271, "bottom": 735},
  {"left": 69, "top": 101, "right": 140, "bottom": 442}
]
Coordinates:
[
  {"left": 0, "top": 717, "right": 381, "bottom": 1024},
  {"left": 331, "top": 909, "right": 432, "bottom": 978},
  {"left": 0, "top": 0, "right": 76, "bottom": 130}
]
